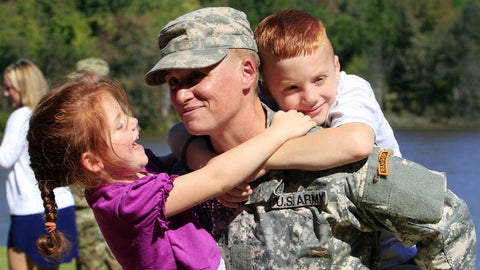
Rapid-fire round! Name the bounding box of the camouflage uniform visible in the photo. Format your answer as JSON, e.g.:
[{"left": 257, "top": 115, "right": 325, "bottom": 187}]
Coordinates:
[
  {"left": 75, "top": 57, "right": 110, "bottom": 77},
  {"left": 71, "top": 57, "right": 120, "bottom": 270},
  {"left": 187, "top": 106, "right": 476, "bottom": 269},
  {"left": 146, "top": 7, "right": 476, "bottom": 270}
]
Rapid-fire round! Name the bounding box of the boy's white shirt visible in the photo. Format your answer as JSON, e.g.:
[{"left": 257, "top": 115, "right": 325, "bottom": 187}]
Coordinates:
[{"left": 326, "top": 71, "right": 402, "bottom": 157}]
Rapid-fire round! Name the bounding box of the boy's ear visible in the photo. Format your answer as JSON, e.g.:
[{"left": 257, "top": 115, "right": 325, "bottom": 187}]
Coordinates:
[
  {"left": 334, "top": 55, "right": 341, "bottom": 81},
  {"left": 81, "top": 152, "right": 104, "bottom": 172}
]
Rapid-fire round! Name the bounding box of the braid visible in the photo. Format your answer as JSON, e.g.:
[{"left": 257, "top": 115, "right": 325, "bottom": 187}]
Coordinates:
[
  {"left": 36, "top": 181, "right": 71, "bottom": 261},
  {"left": 27, "top": 75, "right": 128, "bottom": 260}
]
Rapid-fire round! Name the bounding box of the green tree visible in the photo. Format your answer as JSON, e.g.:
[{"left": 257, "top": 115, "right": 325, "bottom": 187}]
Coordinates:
[
  {"left": 0, "top": 0, "right": 202, "bottom": 131},
  {"left": 1, "top": 0, "right": 479, "bottom": 130},
  {"left": 450, "top": 0, "right": 480, "bottom": 118}
]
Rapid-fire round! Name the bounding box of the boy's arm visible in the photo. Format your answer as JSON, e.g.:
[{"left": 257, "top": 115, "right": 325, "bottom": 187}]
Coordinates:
[
  {"left": 265, "top": 122, "right": 375, "bottom": 171},
  {"left": 168, "top": 121, "right": 375, "bottom": 172}
]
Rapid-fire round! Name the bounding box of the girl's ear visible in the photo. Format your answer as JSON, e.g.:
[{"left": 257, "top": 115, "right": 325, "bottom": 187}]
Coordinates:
[{"left": 81, "top": 152, "right": 104, "bottom": 172}]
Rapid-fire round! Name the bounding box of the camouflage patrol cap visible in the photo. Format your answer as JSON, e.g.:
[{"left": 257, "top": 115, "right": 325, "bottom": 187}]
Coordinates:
[
  {"left": 144, "top": 7, "right": 258, "bottom": 86},
  {"left": 75, "top": 57, "right": 109, "bottom": 76}
]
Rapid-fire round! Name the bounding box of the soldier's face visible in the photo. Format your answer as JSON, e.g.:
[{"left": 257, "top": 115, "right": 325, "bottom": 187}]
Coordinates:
[{"left": 165, "top": 53, "right": 246, "bottom": 135}]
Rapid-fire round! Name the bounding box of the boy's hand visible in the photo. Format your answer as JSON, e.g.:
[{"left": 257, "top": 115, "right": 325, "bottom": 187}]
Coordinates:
[{"left": 216, "top": 182, "right": 252, "bottom": 208}]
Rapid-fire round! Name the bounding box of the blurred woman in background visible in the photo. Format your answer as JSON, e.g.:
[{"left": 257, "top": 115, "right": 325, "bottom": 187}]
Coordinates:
[{"left": 1, "top": 59, "right": 78, "bottom": 270}]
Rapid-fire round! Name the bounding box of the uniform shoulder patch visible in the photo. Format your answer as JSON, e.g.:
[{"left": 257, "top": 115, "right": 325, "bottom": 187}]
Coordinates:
[{"left": 377, "top": 150, "right": 393, "bottom": 176}]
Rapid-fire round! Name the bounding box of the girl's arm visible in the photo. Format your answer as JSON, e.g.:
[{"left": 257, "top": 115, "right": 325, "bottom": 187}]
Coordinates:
[{"left": 164, "top": 110, "right": 315, "bottom": 217}]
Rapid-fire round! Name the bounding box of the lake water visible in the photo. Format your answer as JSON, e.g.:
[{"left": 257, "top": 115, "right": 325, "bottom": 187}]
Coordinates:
[{"left": 0, "top": 130, "right": 478, "bottom": 266}]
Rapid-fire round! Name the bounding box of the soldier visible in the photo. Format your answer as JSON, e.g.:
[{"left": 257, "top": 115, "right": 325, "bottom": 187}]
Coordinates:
[
  {"left": 70, "top": 57, "right": 121, "bottom": 270},
  {"left": 145, "top": 7, "right": 476, "bottom": 269},
  {"left": 74, "top": 58, "right": 110, "bottom": 78}
]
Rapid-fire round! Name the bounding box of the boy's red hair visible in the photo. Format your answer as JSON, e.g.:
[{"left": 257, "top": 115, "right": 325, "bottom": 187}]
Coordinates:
[{"left": 255, "top": 10, "right": 334, "bottom": 59}]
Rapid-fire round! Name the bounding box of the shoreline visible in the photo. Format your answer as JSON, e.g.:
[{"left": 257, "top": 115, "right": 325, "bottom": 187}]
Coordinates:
[{"left": 386, "top": 114, "right": 480, "bottom": 131}]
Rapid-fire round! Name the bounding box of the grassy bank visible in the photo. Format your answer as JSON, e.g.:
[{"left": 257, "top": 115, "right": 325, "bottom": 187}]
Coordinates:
[
  {"left": 0, "top": 246, "right": 75, "bottom": 269},
  {"left": 385, "top": 112, "right": 480, "bottom": 131}
]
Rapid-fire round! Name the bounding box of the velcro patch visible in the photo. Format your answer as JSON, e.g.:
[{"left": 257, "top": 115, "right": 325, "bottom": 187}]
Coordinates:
[
  {"left": 377, "top": 150, "right": 393, "bottom": 176},
  {"left": 271, "top": 190, "right": 327, "bottom": 209}
]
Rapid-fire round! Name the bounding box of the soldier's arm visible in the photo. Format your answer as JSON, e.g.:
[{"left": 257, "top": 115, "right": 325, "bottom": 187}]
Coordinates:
[
  {"left": 415, "top": 190, "right": 476, "bottom": 269},
  {"left": 358, "top": 151, "right": 476, "bottom": 269},
  {"left": 167, "top": 122, "right": 215, "bottom": 171},
  {"left": 382, "top": 189, "right": 476, "bottom": 269}
]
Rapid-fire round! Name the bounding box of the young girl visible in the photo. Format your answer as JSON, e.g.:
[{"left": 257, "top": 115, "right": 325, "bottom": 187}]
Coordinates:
[
  {"left": 2, "top": 59, "right": 77, "bottom": 270},
  {"left": 27, "top": 75, "right": 315, "bottom": 270}
]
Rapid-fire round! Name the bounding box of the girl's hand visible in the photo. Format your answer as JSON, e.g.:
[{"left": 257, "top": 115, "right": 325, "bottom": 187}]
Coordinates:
[
  {"left": 217, "top": 111, "right": 314, "bottom": 208},
  {"left": 269, "top": 110, "right": 316, "bottom": 140}
]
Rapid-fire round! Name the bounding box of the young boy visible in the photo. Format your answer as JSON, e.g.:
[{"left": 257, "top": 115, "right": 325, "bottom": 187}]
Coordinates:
[
  {"left": 255, "top": 10, "right": 400, "bottom": 157},
  {"left": 254, "top": 9, "right": 414, "bottom": 269}
]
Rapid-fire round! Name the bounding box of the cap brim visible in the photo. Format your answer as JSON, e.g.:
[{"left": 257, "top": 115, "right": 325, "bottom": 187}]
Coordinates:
[{"left": 144, "top": 48, "right": 229, "bottom": 86}]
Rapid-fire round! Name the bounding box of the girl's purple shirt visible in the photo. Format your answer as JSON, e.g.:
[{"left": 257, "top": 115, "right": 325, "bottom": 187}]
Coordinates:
[{"left": 86, "top": 149, "right": 221, "bottom": 270}]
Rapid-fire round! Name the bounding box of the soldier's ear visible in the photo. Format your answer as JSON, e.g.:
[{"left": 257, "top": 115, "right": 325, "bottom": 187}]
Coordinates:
[{"left": 240, "top": 58, "right": 257, "bottom": 89}]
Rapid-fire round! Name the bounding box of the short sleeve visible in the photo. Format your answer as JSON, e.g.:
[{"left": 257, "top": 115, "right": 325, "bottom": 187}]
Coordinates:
[
  {"left": 87, "top": 172, "right": 178, "bottom": 234},
  {"left": 326, "top": 72, "right": 382, "bottom": 135},
  {"left": 119, "top": 174, "right": 177, "bottom": 231}
]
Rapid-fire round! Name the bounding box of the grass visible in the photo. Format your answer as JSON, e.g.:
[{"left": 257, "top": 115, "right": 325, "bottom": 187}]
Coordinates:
[
  {"left": 0, "top": 246, "right": 75, "bottom": 269},
  {"left": 0, "top": 246, "right": 5, "bottom": 269}
]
